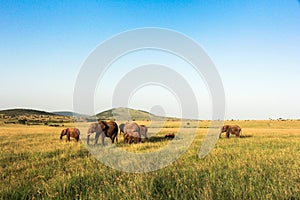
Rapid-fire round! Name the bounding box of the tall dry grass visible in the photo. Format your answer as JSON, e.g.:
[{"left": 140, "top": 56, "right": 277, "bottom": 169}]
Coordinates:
[{"left": 0, "top": 121, "right": 299, "bottom": 199}]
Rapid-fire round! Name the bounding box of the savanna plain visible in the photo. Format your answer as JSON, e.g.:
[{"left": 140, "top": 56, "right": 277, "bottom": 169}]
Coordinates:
[{"left": 0, "top": 120, "right": 300, "bottom": 199}]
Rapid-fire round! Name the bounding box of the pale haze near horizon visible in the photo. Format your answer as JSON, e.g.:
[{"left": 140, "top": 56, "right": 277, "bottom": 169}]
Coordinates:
[{"left": 0, "top": 1, "right": 300, "bottom": 120}]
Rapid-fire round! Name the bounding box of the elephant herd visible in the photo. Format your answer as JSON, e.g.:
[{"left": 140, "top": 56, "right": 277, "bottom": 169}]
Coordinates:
[
  {"left": 60, "top": 122, "right": 242, "bottom": 143},
  {"left": 60, "top": 120, "right": 149, "bottom": 145}
]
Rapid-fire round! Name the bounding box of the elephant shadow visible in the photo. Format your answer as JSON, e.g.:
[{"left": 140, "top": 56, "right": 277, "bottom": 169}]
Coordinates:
[
  {"left": 239, "top": 135, "right": 253, "bottom": 138},
  {"left": 147, "top": 136, "right": 174, "bottom": 143},
  {"left": 219, "top": 134, "right": 253, "bottom": 139}
]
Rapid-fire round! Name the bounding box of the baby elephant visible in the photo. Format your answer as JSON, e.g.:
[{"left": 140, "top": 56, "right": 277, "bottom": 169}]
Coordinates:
[
  {"left": 60, "top": 128, "right": 80, "bottom": 142},
  {"left": 219, "top": 125, "right": 241, "bottom": 138}
]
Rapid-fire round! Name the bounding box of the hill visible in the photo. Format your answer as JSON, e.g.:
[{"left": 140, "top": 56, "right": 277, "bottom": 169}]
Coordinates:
[
  {"left": 0, "top": 108, "right": 74, "bottom": 125},
  {"left": 0, "top": 107, "right": 178, "bottom": 123},
  {"left": 0, "top": 108, "right": 58, "bottom": 117},
  {"left": 52, "top": 111, "right": 89, "bottom": 117},
  {"left": 96, "top": 107, "right": 169, "bottom": 121}
]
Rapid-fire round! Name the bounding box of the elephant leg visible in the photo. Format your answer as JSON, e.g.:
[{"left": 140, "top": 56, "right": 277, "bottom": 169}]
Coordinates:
[
  {"left": 87, "top": 135, "right": 90, "bottom": 145},
  {"left": 112, "top": 134, "right": 118, "bottom": 144},
  {"left": 66, "top": 133, "right": 70, "bottom": 142},
  {"left": 124, "top": 134, "right": 130, "bottom": 143},
  {"left": 226, "top": 131, "right": 230, "bottom": 138},
  {"left": 111, "top": 136, "right": 115, "bottom": 143},
  {"left": 101, "top": 133, "right": 105, "bottom": 145},
  {"left": 95, "top": 132, "right": 100, "bottom": 144},
  {"left": 128, "top": 136, "right": 132, "bottom": 144}
]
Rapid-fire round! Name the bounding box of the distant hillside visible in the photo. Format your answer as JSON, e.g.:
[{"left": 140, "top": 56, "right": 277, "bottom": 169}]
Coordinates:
[
  {"left": 0, "top": 108, "right": 75, "bottom": 125},
  {"left": 96, "top": 107, "right": 167, "bottom": 121},
  {"left": 52, "top": 111, "right": 89, "bottom": 117},
  {"left": 0, "top": 107, "right": 178, "bottom": 122},
  {"left": 0, "top": 108, "right": 58, "bottom": 117}
]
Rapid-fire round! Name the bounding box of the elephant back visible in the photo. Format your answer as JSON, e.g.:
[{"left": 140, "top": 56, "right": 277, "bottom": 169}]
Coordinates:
[
  {"left": 124, "top": 122, "right": 141, "bottom": 137},
  {"left": 68, "top": 128, "right": 80, "bottom": 137},
  {"left": 139, "top": 125, "right": 148, "bottom": 138},
  {"left": 105, "top": 121, "right": 119, "bottom": 137}
]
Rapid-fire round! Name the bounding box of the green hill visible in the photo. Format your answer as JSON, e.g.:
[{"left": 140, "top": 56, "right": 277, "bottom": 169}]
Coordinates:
[
  {"left": 96, "top": 107, "right": 167, "bottom": 121},
  {"left": 0, "top": 108, "right": 73, "bottom": 125},
  {"left": 0, "top": 108, "right": 57, "bottom": 117},
  {"left": 0, "top": 107, "right": 178, "bottom": 122}
]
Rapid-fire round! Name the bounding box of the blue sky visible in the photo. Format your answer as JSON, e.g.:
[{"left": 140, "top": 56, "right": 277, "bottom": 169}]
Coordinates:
[{"left": 0, "top": 0, "right": 300, "bottom": 119}]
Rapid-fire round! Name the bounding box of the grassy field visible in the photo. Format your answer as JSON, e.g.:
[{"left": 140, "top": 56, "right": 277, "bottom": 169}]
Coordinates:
[{"left": 0, "top": 120, "right": 300, "bottom": 199}]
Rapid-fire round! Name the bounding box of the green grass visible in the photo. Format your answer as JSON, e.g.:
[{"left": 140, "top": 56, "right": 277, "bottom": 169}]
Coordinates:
[{"left": 0, "top": 121, "right": 300, "bottom": 199}]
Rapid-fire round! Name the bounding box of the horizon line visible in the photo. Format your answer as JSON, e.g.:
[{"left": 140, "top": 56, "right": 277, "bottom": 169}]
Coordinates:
[{"left": 0, "top": 107, "right": 299, "bottom": 121}]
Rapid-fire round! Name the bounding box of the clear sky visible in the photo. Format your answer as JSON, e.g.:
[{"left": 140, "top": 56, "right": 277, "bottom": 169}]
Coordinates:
[{"left": 0, "top": 0, "right": 300, "bottom": 119}]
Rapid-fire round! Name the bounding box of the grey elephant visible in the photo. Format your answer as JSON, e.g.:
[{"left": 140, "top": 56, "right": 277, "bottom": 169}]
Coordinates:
[
  {"left": 139, "top": 125, "right": 148, "bottom": 139},
  {"left": 219, "top": 125, "right": 241, "bottom": 138},
  {"left": 119, "top": 122, "right": 141, "bottom": 143},
  {"left": 87, "top": 120, "right": 118, "bottom": 145}
]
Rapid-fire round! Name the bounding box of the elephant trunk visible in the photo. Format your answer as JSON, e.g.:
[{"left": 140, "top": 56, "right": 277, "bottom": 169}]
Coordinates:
[
  {"left": 60, "top": 131, "right": 65, "bottom": 140},
  {"left": 60, "top": 129, "right": 67, "bottom": 140}
]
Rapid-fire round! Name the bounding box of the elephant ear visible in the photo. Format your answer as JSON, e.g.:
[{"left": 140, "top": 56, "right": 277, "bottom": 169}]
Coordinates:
[
  {"left": 93, "top": 123, "right": 98, "bottom": 129},
  {"left": 98, "top": 121, "right": 108, "bottom": 132},
  {"left": 119, "top": 124, "right": 125, "bottom": 132},
  {"left": 221, "top": 125, "right": 228, "bottom": 132}
]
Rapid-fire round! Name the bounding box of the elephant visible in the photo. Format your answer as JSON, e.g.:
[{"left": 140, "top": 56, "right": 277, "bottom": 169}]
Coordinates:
[
  {"left": 119, "top": 122, "right": 141, "bottom": 144},
  {"left": 219, "top": 125, "right": 241, "bottom": 138},
  {"left": 139, "top": 125, "right": 148, "bottom": 139},
  {"left": 120, "top": 123, "right": 148, "bottom": 140},
  {"left": 119, "top": 124, "right": 130, "bottom": 143},
  {"left": 165, "top": 133, "right": 175, "bottom": 139},
  {"left": 87, "top": 121, "right": 118, "bottom": 145},
  {"left": 60, "top": 128, "right": 80, "bottom": 142}
]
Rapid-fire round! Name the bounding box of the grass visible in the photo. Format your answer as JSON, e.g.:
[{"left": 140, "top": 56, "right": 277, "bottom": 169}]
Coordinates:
[{"left": 0, "top": 121, "right": 300, "bottom": 199}]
